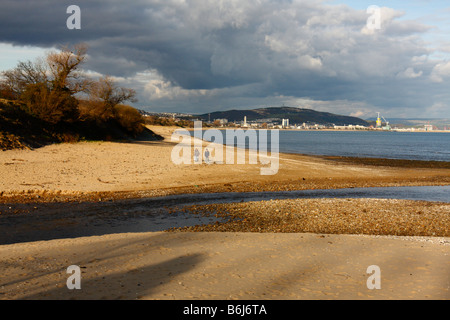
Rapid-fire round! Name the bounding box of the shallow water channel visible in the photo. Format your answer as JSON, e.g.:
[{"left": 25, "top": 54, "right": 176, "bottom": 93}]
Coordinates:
[{"left": 1, "top": 186, "right": 449, "bottom": 245}]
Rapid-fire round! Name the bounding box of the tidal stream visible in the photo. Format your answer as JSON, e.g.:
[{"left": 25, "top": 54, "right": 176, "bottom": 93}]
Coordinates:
[{"left": 1, "top": 185, "right": 448, "bottom": 244}]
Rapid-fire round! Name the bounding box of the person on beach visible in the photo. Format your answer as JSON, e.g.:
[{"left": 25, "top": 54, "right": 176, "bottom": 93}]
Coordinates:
[
  {"left": 194, "top": 148, "right": 200, "bottom": 163},
  {"left": 204, "top": 148, "right": 210, "bottom": 164}
]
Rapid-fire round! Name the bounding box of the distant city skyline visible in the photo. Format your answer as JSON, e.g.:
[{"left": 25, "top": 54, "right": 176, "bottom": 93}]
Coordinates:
[{"left": 1, "top": 0, "right": 449, "bottom": 118}]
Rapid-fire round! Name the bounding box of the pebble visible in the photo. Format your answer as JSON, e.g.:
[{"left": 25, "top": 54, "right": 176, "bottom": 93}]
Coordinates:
[{"left": 168, "top": 198, "right": 450, "bottom": 237}]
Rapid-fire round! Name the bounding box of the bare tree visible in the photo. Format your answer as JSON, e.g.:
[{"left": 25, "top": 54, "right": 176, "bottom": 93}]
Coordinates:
[
  {"left": 1, "top": 43, "right": 141, "bottom": 131},
  {"left": 46, "top": 43, "right": 91, "bottom": 94},
  {"left": 1, "top": 58, "right": 48, "bottom": 98},
  {"left": 87, "top": 76, "right": 137, "bottom": 120},
  {"left": 1, "top": 43, "right": 91, "bottom": 98},
  {"left": 0, "top": 44, "right": 91, "bottom": 123},
  {"left": 89, "top": 76, "right": 137, "bottom": 106}
]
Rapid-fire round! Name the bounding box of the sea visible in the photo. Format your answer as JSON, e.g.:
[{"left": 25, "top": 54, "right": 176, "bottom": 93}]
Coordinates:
[{"left": 189, "top": 129, "right": 450, "bottom": 162}]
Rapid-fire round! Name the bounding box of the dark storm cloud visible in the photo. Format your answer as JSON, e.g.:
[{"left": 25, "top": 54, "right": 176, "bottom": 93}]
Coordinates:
[{"left": 0, "top": 0, "right": 448, "bottom": 116}]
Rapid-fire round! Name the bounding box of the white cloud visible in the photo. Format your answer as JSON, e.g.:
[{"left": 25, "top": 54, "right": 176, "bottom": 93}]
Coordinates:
[
  {"left": 397, "top": 67, "right": 423, "bottom": 79},
  {"left": 144, "top": 78, "right": 210, "bottom": 100},
  {"left": 361, "top": 7, "right": 403, "bottom": 35},
  {"left": 430, "top": 61, "right": 450, "bottom": 82},
  {"left": 1, "top": 0, "right": 449, "bottom": 117},
  {"left": 425, "top": 102, "right": 449, "bottom": 118}
]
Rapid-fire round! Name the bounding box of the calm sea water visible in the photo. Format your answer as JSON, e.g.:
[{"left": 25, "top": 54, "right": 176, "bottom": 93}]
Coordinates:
[
  {"left": 276, "top": 131, "right": 450, "bottom": 161},
  {"left": 193, "top": 130, "right": 450, "bottom": 161}
]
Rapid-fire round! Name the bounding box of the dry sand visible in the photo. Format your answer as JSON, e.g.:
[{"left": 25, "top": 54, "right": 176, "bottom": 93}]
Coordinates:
[{"left": 0, "top": 125, "right": 449, "bottom": 300}]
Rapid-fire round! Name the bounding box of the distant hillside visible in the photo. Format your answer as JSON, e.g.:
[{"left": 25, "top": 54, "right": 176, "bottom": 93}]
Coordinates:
[
  {"left": 198, "top": 107, "right": 369, "bottom": 126},
  {"left": 366, "top": 117, "right": 450, "bottom": 129}
]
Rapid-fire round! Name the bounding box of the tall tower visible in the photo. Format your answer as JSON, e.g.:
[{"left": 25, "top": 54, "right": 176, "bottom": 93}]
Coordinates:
[{"left": 376, "top": 112, "right": 382, "bottom": 128}]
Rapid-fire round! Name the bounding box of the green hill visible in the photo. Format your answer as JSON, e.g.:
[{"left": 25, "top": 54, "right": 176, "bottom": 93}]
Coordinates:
[{"left": 198, "top": 106, "right": 369, "bottom": 126}]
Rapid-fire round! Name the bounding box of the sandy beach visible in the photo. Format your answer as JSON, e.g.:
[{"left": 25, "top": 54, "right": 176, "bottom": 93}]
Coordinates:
[
  {"left": 0, "top": 125, "right": 449, "bottom": 300},
  {"left": 1, "top": 232, "right": 448, "bottom": 300},
  {"left": 0, "top": 125, "right": 449, "bottom": 201}
]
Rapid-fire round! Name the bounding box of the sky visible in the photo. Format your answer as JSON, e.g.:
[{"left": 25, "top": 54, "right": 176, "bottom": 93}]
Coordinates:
[{"left": 0, "top": 0, "right": 449, "bottom": 119}]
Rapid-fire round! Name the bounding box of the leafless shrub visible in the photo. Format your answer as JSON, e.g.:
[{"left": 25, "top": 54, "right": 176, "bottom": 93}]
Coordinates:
[
  {"left": 20, "top": 83, "right": 79, "bottom": 124},
  {"left": 113, "top": 104, "right": 145, "bottom": 136}
]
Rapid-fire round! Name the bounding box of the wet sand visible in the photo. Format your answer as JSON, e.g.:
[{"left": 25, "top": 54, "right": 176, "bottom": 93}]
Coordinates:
[
  {"left": 0, "top": 232, "right": 448, "bottom": 300},
  {"left": 0, "top": 125, "right": 449, "bottom": 300}
]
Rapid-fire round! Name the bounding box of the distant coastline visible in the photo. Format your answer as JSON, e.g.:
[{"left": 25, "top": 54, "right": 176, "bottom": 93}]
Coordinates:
[{"left": 181, "top": 127, "right": 450, "bottom": 133}]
